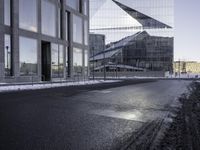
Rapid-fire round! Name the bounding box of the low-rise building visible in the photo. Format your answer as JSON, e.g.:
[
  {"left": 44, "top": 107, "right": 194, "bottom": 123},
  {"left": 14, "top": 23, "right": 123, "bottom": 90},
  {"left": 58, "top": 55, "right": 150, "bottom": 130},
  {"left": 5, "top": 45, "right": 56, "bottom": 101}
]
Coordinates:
[{"left": 173, "top": 61, "right": 200, "bottom": 74}]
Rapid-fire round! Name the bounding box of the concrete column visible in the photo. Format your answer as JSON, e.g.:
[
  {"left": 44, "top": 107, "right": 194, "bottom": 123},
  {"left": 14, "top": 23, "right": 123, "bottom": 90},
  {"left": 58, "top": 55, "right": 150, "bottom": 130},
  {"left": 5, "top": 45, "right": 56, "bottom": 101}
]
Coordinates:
[
  {"left": 0, "top": 0, "right": 5, "bottom": 81},
  {"left": 11, "top": 0, "right": 20, "bottom": 77},
  {"left": 69, "top": 14, "right": 73, "bottom": 78},
  {"left": 61, "top": 0, "right": 68, "bottom": 78},
  {"left": 82, "top": 19, "right": 85, "bottom": 77},
  {"left": 37, "top": 0, "right": 42, "bottom": 80}
]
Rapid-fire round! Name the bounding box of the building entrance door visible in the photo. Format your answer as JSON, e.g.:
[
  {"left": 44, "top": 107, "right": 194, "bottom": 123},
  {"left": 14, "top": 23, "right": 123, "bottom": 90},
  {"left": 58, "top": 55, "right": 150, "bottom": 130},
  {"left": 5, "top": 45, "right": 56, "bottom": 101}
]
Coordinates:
[{"left": 41, "top": 41, "right": 51, "bottom": 81}]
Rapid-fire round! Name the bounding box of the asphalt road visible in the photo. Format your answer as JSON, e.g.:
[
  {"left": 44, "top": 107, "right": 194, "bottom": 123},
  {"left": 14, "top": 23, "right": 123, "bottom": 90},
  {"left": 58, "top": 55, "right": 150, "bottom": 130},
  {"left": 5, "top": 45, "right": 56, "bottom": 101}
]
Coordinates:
[{"left": 0, "top": 79, "right": 191, "bottom": 150}]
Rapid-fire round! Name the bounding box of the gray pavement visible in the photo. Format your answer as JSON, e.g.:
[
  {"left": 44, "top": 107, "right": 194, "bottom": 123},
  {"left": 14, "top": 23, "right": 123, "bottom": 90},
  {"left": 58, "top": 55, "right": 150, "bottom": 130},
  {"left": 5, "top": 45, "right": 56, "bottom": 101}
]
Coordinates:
[{"left": 0, "top": 80, "right": 191, "bottom": 150}]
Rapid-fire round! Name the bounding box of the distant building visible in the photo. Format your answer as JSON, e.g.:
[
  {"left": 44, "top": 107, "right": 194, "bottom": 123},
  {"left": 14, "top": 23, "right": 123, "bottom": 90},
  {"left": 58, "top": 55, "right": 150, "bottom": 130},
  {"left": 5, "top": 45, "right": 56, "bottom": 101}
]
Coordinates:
[
  {"left": 173, "top": 61, "right": 200, "bottom": 74},
  {"left": 90, "top": 31, "right": 173, "bottom": 72},
  {"left": 89, "top": 33, "right": 105, "bottom": 56}
]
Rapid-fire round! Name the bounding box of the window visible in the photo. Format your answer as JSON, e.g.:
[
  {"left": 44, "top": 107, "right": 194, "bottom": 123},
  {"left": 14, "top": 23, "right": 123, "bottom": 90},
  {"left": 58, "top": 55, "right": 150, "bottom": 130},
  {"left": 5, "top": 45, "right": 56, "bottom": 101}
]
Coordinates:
[
  {"left": 19, "top": 37, "right": 37, "bottom": 76},
  {"left": 73, "top": 48, "right": 83, "bottom": 74},
  {"left": 58, "top": 8, "right": 61, "bottom": 38},
  {"left": 83, "top": 0, "right": 88, "bottom": 16},
  {"left": 4, "top": 35, "right": 11, "bottom": 76},
  {"left": 84, "top": 20, "right": 88, "bottom": 45},
  {"left": 51, "top": 44, "right": 64, "bottom": 78},
  {"left": 73, "top": 15, "right": 83, "bottom": 44},
  {"left": 19, "top": 0, "right": 37, "bottom": 32},
  {"left": 66, "top": 0, "right": 79, "bottom": 10},
  {"left": 42, "top": 0, "right": 56, "bottom": 37},
  {"left": 84, "top": 50, "right": 89, "bottom": 76},
  {"left": 66, "top": 47, "right": 69, "bottom": 77},
  {"left": 66, "top": 12, "right": 70, "bottom": 41},
  {"left": 58, "top": 45, "right": 64, "bottom": 78},
  {"left": 4, "top": 0, "right": 11, "bottom": 26}
]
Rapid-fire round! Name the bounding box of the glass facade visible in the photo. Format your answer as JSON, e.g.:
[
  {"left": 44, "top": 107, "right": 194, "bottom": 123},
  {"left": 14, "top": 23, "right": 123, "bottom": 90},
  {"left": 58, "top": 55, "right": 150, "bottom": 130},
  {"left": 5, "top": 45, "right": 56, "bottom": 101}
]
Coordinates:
[
  {"left": 51, "top": 44, "right": 64, "bottom": 78},
  {"left": 73, "top": 48, "right": 83, "bottom": 74},
  {"left": 66, "top": 0, "right": 79, "bottom": 10},
  {"left": 73, "top": 15, "right": 83, "bottom": 44},
  {"left": 90, "top": 0, "right": 174, "bottom": 73},
  {"left": 90, "top": 0, "right": 174, "bottom": 44},
  {"left": 84, "top": 50, "right": 88, "bottom": 75},
  {"left": 42, "top": 0, "right": 56, "bottom": 37},
  {"left": 66, "top": 12, "right": 69, "bottom": 41},
  {"left": 66, "top": 47, "right": 69, "bottom": 77},
  {"left": 84, "top": 20, "right": 88, "bottom": 45},
  {"left": 83, "top": 0, "right": 88, "bottom": 16},
  {"left": 19, "top": 0, "right": 38, "bottom": 32},
  {"left": 58, "top": 8, "right": 61, "bottom": 38},
  {"left": 19, "top": 37, "right": 37, "bottom": 76},
  {"left": 4, "top": 35, "right": 11, "bottom": 76},
  {"left": 4, "top": 0, "right": 10, "bottom": 26},
  {"left": 0, "top": 0, "right": 89, "bottom": 82}
]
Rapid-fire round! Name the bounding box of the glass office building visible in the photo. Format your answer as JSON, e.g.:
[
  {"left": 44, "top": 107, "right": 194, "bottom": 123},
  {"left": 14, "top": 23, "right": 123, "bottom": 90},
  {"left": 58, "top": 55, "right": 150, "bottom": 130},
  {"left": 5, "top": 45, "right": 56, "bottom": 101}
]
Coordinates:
[
  {"left": 90, "top": 0, "right": 174, "bottom": 73},
  {"left": 0, "top": 0, "right": 89, "bottom": 83}
]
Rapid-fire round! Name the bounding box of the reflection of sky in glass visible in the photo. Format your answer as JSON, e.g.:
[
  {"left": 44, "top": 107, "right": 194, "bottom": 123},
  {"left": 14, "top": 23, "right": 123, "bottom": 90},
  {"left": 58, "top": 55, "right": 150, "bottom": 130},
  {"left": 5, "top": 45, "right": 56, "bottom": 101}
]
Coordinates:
[
  {"left": 73, "top": 15, "right": 83, "bottom": 44},
  {"left": 73, "top": 48, "right": 83, "bottom": 66},
  {"left": 42, "top": 0, "right": 56, "bottom": 37},
  {"left": 85, "top": 50, "right": 88, "bottom": 66},
  {"left": 4, "top": 0, "right": 10, "bottom": 26},
  {"left": 19, "top": 37, "right": 37, "bottom": 64},
  {"left": 90, "top": 0, "right": 174, "bottom": 44},
  {"left": 19, "top": 0, "right": 37, "bottom": 32}
]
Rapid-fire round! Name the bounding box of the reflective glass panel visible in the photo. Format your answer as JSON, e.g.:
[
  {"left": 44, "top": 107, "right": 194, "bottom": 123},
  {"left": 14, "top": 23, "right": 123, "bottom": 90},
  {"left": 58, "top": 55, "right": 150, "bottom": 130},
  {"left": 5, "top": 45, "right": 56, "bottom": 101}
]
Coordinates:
[
  {"left": 90, "top": 0, "right": 174, "bottom": 73},
  {"left": 73, "top": 48, "right": 83, "bottom": 74},
  {"left": 66, "top": 12, "right": 69, "bottom": 41},
  {"left": 59, "top": 45, "right": 64, "bottom": 78},
  {"left": 66, "top": 47, "right": 69, "bottom": 76},
  {"left": 4, "top": 0, "right": 10, "bottom": 26},
  {"left": 84, "top": 50, "right": 88, "bottom": 76},
  {"left": 19, "top": 37, "right": 37, "bottom": 76},
  {"left": 84, "top": 20, "right": 88, "bottom": 45},
  {"left": 51, "top": 44, "right": 59, "bottom": 78},
  {"left": 19, "top": 0, "right": 37, "bottom": 32},
  {"left": 66, "top": 0, "right": 79, "bottom": 10},
  {"left": 73, "top": 15, "right": 83, "bottom": 44},
  {"left": 83, "top": 0, "right": 88, "bottom": 16},
  {"left": 58, "top": 8, "right": 61, "bottom": 38},
  {"left": 51, "top": 44, "right": 64, "bottom": 78},
  {"left": 42, "top": 0, "right": 56, "bottom": 37},
  {"left": 4, "top": 34, "right": 11, "bottom": 76}
]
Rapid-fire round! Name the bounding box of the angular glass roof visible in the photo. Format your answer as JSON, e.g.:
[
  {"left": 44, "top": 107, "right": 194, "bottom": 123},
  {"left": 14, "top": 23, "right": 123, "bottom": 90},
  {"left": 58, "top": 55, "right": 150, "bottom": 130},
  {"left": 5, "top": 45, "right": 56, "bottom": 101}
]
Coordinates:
[{"left": 113, "top": 0, "right": 172, "bottom": 29}]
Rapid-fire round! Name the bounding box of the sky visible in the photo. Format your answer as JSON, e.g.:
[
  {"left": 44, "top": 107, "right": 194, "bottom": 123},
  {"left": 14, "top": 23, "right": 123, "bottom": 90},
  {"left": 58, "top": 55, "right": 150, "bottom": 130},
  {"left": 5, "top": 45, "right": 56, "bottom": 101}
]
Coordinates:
[{"left": 175, "top": 0, "right": 200, "bottom": 61}]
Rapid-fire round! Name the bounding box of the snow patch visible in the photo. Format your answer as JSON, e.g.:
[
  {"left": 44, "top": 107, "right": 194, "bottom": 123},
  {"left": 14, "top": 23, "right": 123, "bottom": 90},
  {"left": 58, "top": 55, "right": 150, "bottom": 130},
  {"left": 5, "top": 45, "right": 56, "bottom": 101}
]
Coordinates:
[{"left": 0, "top": 80, "right": 121, "bottom": 93}]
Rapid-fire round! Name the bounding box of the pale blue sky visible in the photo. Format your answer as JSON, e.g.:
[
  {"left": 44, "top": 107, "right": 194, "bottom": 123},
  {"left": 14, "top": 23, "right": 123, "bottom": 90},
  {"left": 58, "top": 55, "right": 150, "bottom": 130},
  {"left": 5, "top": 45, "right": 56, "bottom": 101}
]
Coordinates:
[{"left": 175, "top": 0, "right": 200, "bottom": 61}]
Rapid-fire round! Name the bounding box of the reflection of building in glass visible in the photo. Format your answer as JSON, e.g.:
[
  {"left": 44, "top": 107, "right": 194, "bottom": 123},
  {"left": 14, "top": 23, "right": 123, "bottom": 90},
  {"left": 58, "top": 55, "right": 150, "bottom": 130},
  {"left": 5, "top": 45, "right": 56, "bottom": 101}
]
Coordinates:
[
  {"left": 89, "top": 33, "right": 105, "bottom": 56},
  {"left": 90, "top": 31, "right": 173, "bottom": 72},
  {"left": 90, "top": 0, "right": 174, "bottom": 74},
  {"left": 0, "top": 0, "right": 89, "bottom": 83}
]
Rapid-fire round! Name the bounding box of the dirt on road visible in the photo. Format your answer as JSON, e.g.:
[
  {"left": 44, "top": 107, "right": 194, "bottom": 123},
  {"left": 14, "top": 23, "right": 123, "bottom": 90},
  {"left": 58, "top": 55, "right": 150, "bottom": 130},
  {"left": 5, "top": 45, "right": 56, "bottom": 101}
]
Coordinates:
[
  {"left": 120, "top": 81, "right": 200, "bottom": 150},
  {"left": 157, "top": 81, "right": 200, "bottom": 150}
]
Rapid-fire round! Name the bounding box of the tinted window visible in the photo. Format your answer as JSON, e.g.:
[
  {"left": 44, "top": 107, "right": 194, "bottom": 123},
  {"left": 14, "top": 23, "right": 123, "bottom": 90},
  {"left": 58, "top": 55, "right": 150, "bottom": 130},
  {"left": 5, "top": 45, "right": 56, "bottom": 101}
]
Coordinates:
[
  {"left": 19, "top": 0, "right": 37, "bottom": 32},
  {"left": 19, "top": 37, "right": 38, "bottom": 76}
]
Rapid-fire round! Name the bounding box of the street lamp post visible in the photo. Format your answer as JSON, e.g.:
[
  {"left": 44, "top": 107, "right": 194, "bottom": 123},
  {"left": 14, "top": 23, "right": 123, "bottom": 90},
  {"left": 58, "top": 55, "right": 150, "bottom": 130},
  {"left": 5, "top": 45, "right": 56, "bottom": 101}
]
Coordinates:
[
  {"left": 92, "top": 47, "right": 95, "bottom": 80},
  {"left": 103, "top": 52, "right": 106, "bottom": 80},
  {"left": 6, "top": 46, "right": 9, "bottom": 70}
]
